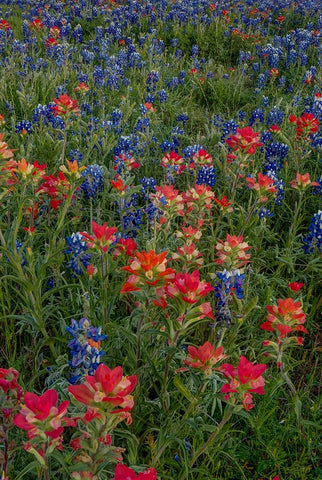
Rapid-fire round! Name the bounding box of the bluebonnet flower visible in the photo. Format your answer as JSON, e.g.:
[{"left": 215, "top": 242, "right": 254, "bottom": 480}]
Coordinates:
[
  {"left": 313, "top": 176, "right": 322, "bottom": 195},
  {"left": 140, "top": 176, "right": 156, "bottom": 198},
  {"left": 122, "top": 208, "right": 144, "bottom": 237},
  {"left": 196, "top": 165, "right": 216, "bottom": 187},
  {"left": 267, "top": 106, "right": 284, "bottom": 126},
  {"left": 145, "top": 93, "right": 155, "bottom": 104},
  {"left": 66, "top": 317, "right": 107, "bottom": 384},
  {"left": 220, "top": 119, "right": 238, "bottom": 143},
  {"left": 146, "top": 70, "right": 160, "bottom": 92},
  {"left": 264, "top": 142, "right": 289, "bottom": 173},
  {"left": 261, "top": 130, "right": 273, "bottom": 144},
  {"left": 176, "top": 113, "right": 188, "bottom": 125},
  {"left": 80, "top": 165, "right": 104, "bottom": 198},
  {"left": 249, "top": 108, "right": 265, "bottom": 126},
  {"left": 15, "top": 241, "right": 27, "bottom": 267},
  {"left": 257, "top": 207, "right": 274, "bottom": 218},
  {"left": 214, "top": 269, "right": 245, "bottom": 326},
  {"left": 302, "top": 211, "right": 322, "bottom": 254},
  {"left": 69, "top": 149, "right": 83, "bottom": 163},
  {"left": 145, "top": 202, "right": 162, "bottom": 223},
  {"left": 157, "top": 89, "right": 168, "bottom": 103},
  {"left": 15, "top": 120, "right": 32, "bottom": 134},
  {"left": 65, "top": 233, "right": 91, "bottom": 276},
  {"left": 191, "top": 44, "right": 199, "bottom": 56}
]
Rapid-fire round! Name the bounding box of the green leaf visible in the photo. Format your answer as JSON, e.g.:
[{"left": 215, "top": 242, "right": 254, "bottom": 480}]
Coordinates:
[
  {"left": 16, "top": 460, "right": 41, "bottom": 478},
  {"left": 173, "top": 376, "right": 195, "bottom": 402}
]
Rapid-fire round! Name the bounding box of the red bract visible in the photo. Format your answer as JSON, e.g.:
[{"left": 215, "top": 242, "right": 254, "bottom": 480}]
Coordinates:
[
  {"left": 0, "top": 133, "right": 16, "bottom": 160},
  {"left": 172, "top": 242, "right": 203, "bottom": 266},
  {"left": 288, "top": 282, "right": 305, "bottom": 292},
  {"left": 51, "top": 94, "right": 79, "bottom": 117},
  {"left": 151, "top": 185, "right": 184, "bottom": 217},
  {"left": 113, "top": 464, "right": 157, "bottom": 480},
  {"left": 183, "top": 184, "right": 215, "bottom": 213},
  {"left": 0, "top": 368, "right": 20, "bottom": 394},
  {"left": 184, "top": 342, "right": 227, "bottom": 375},
  {"left": 81, "top": 221, "right": 117, "bottom": 253},
  {"left": 215, "top": 234, "right": 251, "bottom": 269},
  {"left": 290, "top": 172, "right": 319, "bottom": 190},
  {"left": 14, "top": 389, "right": 69, "bottom": 439},
  {"left": 166, "top": 270, "right": 213, "bottom": 304},
  {"left": 161, "top": 151, "right": 185, "bottom": 173},
  {"left": 220, "top": 356, "right": 267, "bottom": 410},
  {"left": 191, "top": 148, "right": 213, "bottom": 167},
  {"left": 121, "top": 250, "right": 175, "bottom": 292},
  {"left": 225, "top": 127, "right": 263, "bottom": 155},
  {"left": 214, "top": 195, "right": 233, "bottom": 213},
  {"left": 246, "top": 173, "right": 277, "bottom": 202},
  {"left": 68, "top": 364, "right": 137, "bottom": 413},
  {"left": 261, "top": 298, "right": 307, "bottom": 340},
  {"left": 292, "top": 113, "right": 320, "bottom": 139}
]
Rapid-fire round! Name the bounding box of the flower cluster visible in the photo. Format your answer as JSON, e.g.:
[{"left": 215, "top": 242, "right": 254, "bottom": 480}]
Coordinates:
[
  {"left": 66, "top": 317, "right": 107, "bottom": 384},
  {"left": 261, "top": 298, "right": 307, "bottom": 344},
  {"left": 220, "top": 356, "right": 267, "bottom": 410}
]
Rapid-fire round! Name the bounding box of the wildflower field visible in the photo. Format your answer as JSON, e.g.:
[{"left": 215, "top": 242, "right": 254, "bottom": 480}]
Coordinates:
[{"left": 0, "top": 0, "right": 321, "bottom": 478}]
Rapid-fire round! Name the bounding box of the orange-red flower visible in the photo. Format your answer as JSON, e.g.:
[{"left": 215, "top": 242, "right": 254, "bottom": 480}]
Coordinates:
[
  {"left": 111, "top": 178, "right": 127, "bottom": 192},
  {"left": 184, "top": 342, "right": 227, "bottom": 375},
  {"left": 246, "top": 173, "right": 277, "bottom": 202},
  {"left": 214, "top": 196, "right": 234, "bottom": 212},
  {"left": 166, "top": 270, "right": 213, "bottom": 304},
  {"left": 74, "top": 82, "right": 90, "bottom": 94},
  {"left": 161, "top": 151, "right": 185, "bottom": 174},
  {"left": 81, "top": 221, "right": 117, "bottom": 253},
  {"left": 113, "top": 464, "right": 157, "bottom": 480},
  {"left": 68, "top": 364, "right": 137, "bottom": 413},
  {"left": 14, "top": 389, "right": 69, "bottom": 439},
  {"left": 226, "top": 127, "right": 263, "bottom": 155},
  {"left": 220, "top": 356, "right": 267, "bottom": 410},
  {"left": 0, "top": 133, "right": 16, "bottom": 160},
  {"left": 51, "top": 94, "right": 79, "bottom": 117},
  {"left": 261, "top": 298, "right": 307, "bottom": 339},
  {"left": 191, "top": 148, "right": 213, "bottom": 167},
  {"left": 215, "top": 234, "right": 251, "bottom": 269},
  {"left": 121, "top": 250, "right": 175, "bottom": 292},
  {"left": 290, "top": 172, "right": 319, "bottom": 190}
]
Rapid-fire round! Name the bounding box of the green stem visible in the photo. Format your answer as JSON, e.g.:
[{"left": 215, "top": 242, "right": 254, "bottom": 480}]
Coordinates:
[
  {"left": 61, "top": 123, "right": 67, "bottom": 165},
  {"left": 179, "top": 405, "right": 234, "bottom": 479}
]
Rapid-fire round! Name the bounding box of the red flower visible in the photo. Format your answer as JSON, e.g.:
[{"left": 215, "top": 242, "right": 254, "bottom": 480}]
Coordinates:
[
  {"left": 0, "top": 19, "right": 12, "bottom": 31},
  {"left": 214, "top": 196, "right": 233, "bottom": 212},
  {"left": 14, "top": 389, "right": 69, "bottom": 439},
  {"left": 220, "top": 356, "right": 267, "bottom": 410},
  {"left": 215, "top": 234, "right": 251, "bottom": 269},
  {"left": 45, "top": 37, "right": 58, "bottom": 48},
  {"left": 51, "top": 94, "right": 79, "bottom": 117},
  {"left": 74, "top": 82, "right": 90, "bottom": 94},
  {"left": 261, "top": 298, "right": 307, "bottom": 340},
  {"left": 166, "top": 270, "right": 213, "bottom": 304},
  {"left": 191, "top": 148, "right": 213, "bottom": 167},
  {"left": 184, "top": 342, "right": 227, "bottom": 375},
  {"left": 288, "top": 282, "right": 305, "bottom": 292},
  {"left": 68, "top": 364, "right": 137, "bottom": 413},
  {"left": 111, "top": 178, "right": 127, "bottom": 192},
  {"left": 113, "top": 464, "right": 157, "bottom": 480},
  {"left": 29, "top": 18, "right": 43, "bottom": 31},
  {"left": 121, "top": 250, "right": 175, "bottom": 292},
  {"left": 246, "top": 173, "right": 277, "bottom": 202},
  {"left": 161, "top": 151, "right": 185, "bottom": 174},
  {"left": 0, "top": 368, "right": 20, "bottom": 394},
  {"left": 81, "top": 221, "right": 117, "bottom": 253},
  {"left": 225, "top": 127, "right": 263, "bottom": 155},
  {"left": 290, "top": 172, "right": 319, "bottom": 190}
]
